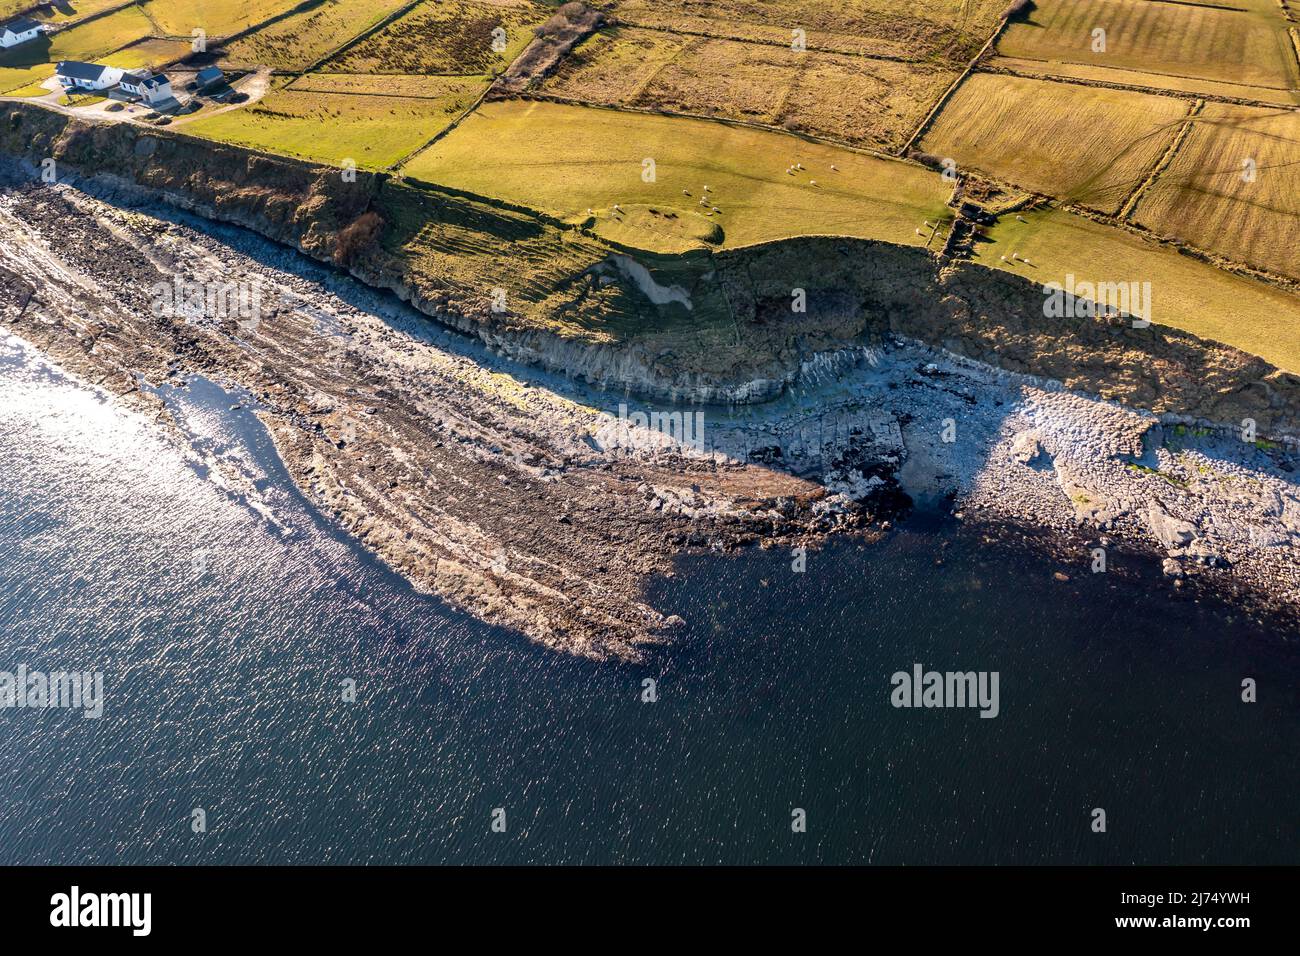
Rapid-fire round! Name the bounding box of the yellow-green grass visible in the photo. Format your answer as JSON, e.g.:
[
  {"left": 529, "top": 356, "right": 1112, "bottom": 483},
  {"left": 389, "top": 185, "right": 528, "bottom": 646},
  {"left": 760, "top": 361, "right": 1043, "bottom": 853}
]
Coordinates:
[
  {"left": 986, "top": 56, "right": 1300, "bottom": 107},
  {"left": 324, "top": 0, "right": 544, "bottom": 75},
  {"left": 1130, "top": 104, "right": 1300, "bottom": 281},
  {"left": 48, "top": 4, "right": 154, "bottom": 60},
  {"left": 3, "top": 78, "right": 53, "bottom": 96},
  {"left": 607, "top": 0, "right": 1008, "bottom": 61},
  {"left": 0, "top": 64, "right": 53, "bottom": 94},
  {"left": 58, "top": 91, "right": 105, "bottom": 105},
  {"left": 977, "top": 207, "right": 1300, "bottom": 373},
  {"left": 141, "top": 0, "right": 303, "bottom": 37},
  {"left": 184, "top": 76, "right": 488, "bottom": 168},
  {"left": 37, "top": 0, "right": 133, "bottom": 26},
  {"left": 998, "top": 0, "right": 1300, "bottom": 94},
  {"left": 286, "top": 71, "right": 479, "bottom": 97},
  {"left": 544, "top": 27, "right": 958, "bottom": 152},
  {"left": 220, "top": 0, "right": 410, "bottom": 70},
  {"left": 920, "top": 73, "right": 1188, "bottom": 212},
  {"left": 399, "top": 99, "right": 954, "bottom": 253},
  {"left": 102, "top": 37, "right": 192, "bottom": 70}
]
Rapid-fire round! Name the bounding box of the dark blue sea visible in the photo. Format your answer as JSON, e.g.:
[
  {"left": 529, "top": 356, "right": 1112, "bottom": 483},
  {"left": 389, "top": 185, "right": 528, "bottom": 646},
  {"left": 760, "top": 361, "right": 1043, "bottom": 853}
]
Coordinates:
[{"left": 0, "top": 332, "right": 1296, "bottom": 865}]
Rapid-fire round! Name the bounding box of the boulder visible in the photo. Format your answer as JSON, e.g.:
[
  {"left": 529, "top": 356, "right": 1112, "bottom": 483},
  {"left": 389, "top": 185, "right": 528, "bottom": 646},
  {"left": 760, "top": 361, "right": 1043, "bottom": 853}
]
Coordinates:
[{"left": 1145, "top": 504, "right": 1197, "bottom": 550}]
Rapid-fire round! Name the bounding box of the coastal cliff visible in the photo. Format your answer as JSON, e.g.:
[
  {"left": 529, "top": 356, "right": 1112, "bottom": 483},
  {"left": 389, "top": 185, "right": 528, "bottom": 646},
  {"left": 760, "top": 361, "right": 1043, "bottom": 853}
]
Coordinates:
[{"left": 2, "top": 101, "right": 1297, "bottom": 439}]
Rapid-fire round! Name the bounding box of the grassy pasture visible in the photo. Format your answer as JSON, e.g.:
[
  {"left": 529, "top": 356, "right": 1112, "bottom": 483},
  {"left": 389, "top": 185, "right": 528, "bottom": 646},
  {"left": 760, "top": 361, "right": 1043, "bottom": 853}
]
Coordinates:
[
  {"left": 987, "top": 56, "right": 1300, "bottom": 106},
  {"left": 102, "top": 37, "right": 192, "bottom": 70},
  {"left": 398, "top": 99, "right": 953, "bottom": 253},
  {"left": 0, "top": 65, "right": 53, "bottom": 94},
  {"left": 38, "top": 0, "right": 132, "bottom": 26},
  {"left": 1131, "top": 104, "right": 1300, "bottom": 280},
  {"left": 977, "top": 207, "right": 1300, "bottom": 374},
  {"left": 48, "top": 4, "right": 154, "bottom": 59},
  {"left": 325, "top": 0, "right": 543, "bottom": 75},
  {"left": 220, "top": 0, "right": 410, "bottom": 70},
  {"left": 141, "top": 0, "right": 304, "bottom": 37},
  {"left": 606, "top": 0, "right": 1007, "bottom": 61},
  {"left": 920, "top": 73, "right": 1188, "bottom": 212},
  {"left": 185, "top": 74, "right": 487, "bottom": 167},
  {"left": 287, "top": 71, "right": 479, "bottom": 97},
  {"left": 545, "top": 27, "right": 957, "bottom": 152},
  {"left": 998, "top": 0, "right": 1300, "bottom": 93}
]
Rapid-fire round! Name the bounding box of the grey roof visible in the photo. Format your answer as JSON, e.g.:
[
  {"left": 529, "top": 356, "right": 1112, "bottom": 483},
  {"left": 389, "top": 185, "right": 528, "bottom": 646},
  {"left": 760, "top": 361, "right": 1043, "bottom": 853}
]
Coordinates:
[
  {"left": 196, "top": 67, "right": 223, "bottom": 82},
  {"left": 121, "top": 71, "right": 167, "bottom": 89},
  {"left": 1, "top": 16, "right": 42, "bottom": 33},
  {"left": 56, "top": 61, "right": 108, "bottom": 82}
]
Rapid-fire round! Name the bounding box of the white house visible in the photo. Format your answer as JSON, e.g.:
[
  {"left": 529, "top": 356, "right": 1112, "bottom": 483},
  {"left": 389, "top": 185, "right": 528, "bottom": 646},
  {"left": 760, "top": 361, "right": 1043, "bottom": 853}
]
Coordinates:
[
  {"left": 0, "top": 16, "right": 43, "bottom": 48},
  {"left": 119, "top": 70, "right": 173, "bottom": 105},
  {"left": 55, "top": 61, "right": 123, "bottom": 92}
]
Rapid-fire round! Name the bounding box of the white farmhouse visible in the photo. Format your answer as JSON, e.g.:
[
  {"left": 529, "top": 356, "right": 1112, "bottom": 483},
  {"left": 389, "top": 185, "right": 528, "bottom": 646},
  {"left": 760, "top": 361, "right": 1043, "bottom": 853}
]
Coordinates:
[
  {"left": 119, "top": 70, "right": 173, "bottom": 106},
  {"left": 0, "top": 16, "right": 43, "bottom": 48},
  {"left": 56, "top": 61, "right": 124, "bottom": 92}
]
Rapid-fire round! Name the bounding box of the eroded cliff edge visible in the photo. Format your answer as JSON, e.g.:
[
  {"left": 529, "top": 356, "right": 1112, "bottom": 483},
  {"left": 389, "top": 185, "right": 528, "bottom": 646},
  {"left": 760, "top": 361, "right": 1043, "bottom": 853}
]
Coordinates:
[{"left": 2, "top": 102, "right": 1298, "bottom": 439}]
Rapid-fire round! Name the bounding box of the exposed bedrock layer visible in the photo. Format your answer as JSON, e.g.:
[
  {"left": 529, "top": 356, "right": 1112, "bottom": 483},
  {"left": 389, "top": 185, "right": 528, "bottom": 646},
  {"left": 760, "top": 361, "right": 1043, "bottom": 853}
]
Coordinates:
[{"left": 2, "top": 102, "right": 1298, "bottom": 437}]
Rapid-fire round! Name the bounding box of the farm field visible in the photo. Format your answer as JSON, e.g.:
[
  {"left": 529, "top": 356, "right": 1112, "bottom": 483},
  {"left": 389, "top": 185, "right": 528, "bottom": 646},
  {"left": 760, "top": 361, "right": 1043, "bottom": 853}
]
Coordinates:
[
  {"left": 399, "top": 99, "right": 953, "bottom": 253},
  {"left": 324, "top": 0, "right": 544, "bottom": 75},
  {"left": 985, "top": 56, "right": 1300, "bottom": 107},
  {"left": 1130, "top": 104, "right": 1300, "bottom": 281},
  {"left": 102, "top": 37, "right": 192, "bottom": 71},
  {"left": 997, "top": 0, "right": 1300, "bottom": 94},
  {"left": 606, "top": 0, "right": 1007, "bottom": 61},
  {"left": 141, "top": 0, "right": 304, "bottom": 37},
  {"left": 0, "top": 65, "right": 52, "bottom": 94},
  {"left": 47, "top": 3, "right": 153, "bottom": 59},
  {"left": 977, "top": 207, "right": 1300, "bottom": 375},
  {"left": 185, "top": 74, "right": 487, "bottom": 167},
  {"left": 286, "top": 72, "right": 478, "bottom": 97},
  {"left": 542, "top": 26, "right": 957, "bottom": 152},
  {"left": 219, "top": 0, "right": 410, "bottom": 71},
  {"left": 36, "top": 0, "right": 132, "bottom": 26},
  {"left": 919, "top": 73, "right": 1189, "bottom": 212}
]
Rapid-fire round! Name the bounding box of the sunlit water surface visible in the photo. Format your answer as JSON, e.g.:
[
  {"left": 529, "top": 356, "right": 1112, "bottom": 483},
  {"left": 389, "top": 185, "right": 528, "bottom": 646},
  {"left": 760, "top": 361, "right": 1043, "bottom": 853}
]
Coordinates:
[{"left": 0, "top": 334, "right": 1296, "bottom": 865}]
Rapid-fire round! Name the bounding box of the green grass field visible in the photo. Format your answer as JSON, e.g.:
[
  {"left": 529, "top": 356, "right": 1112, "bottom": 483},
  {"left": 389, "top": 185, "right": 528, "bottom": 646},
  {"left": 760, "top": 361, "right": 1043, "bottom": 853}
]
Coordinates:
[
  {"left": 38, "top": 0, "right": 131, "bottom": 25},
  {"left": 977, "top": 207, "right": 1300, "bottom": 373},
  {"left": 920, "top": 73, "right": 1189, "bottom": 212},
  {"left": 1131, "top": 104, "right": 1300, "bottom": 281},
  {"left": 998, "top": 0, "right": 1300, "bottom": 93},
  {"left": 220, "top": 0, "right": 411, "bottom": 70},
  {"left": 141, "top": 0, "right": 304, "bottom": 37},
  {"left": 399, "top": 99, "right": 953, "bottom": 252},
  {"left": 102, "top": 37, "right": 193, "bottom": 71},
  {"left": 185, "top": 75, "right": 488, "bottom": 168}
]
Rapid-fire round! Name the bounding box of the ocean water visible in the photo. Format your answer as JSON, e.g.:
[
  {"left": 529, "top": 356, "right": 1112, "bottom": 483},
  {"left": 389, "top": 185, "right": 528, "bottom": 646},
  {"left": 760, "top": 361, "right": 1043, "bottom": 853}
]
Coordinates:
[{"left": 0, "top": 333, "right": 1296, "bottom": 865}]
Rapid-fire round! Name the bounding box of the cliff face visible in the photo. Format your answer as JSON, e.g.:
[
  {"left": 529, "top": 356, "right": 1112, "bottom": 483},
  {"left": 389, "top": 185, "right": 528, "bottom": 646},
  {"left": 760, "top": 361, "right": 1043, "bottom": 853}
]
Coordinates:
[{"left": 3, "top": 102, "right": 1298, "bottom": 435}]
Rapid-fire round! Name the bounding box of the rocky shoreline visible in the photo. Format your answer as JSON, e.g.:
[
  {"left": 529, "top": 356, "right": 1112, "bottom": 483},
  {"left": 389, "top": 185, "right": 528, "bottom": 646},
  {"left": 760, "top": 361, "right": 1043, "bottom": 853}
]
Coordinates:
[{"left": 1, "top": 172, "right": 1297, "bottom": 655}]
